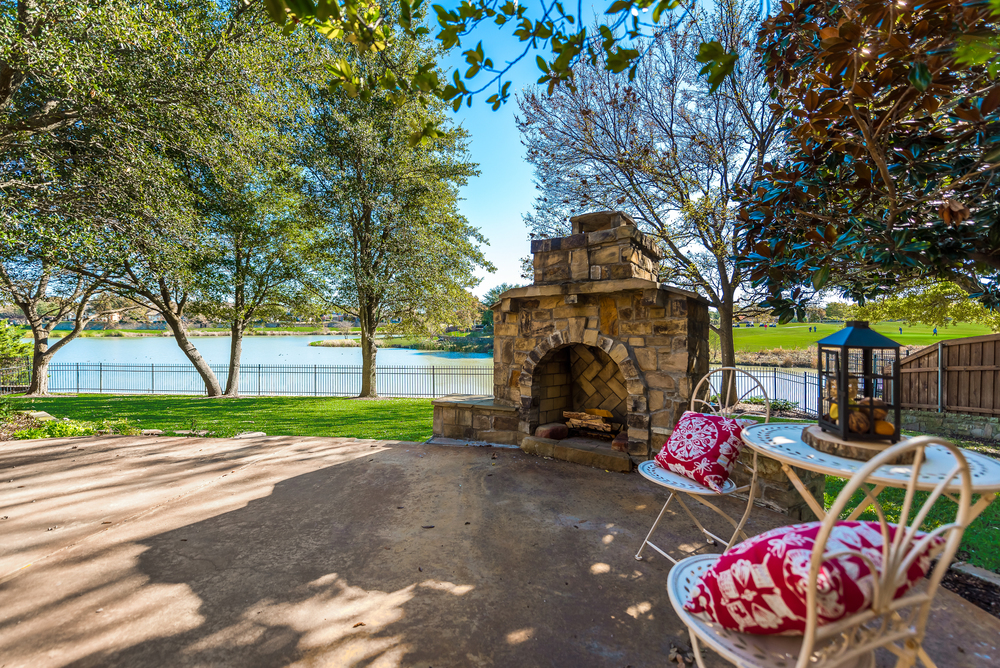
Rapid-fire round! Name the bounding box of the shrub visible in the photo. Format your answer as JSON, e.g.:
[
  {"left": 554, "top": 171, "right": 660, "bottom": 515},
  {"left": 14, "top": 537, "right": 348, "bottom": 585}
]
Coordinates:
[
  {"left": 743, "top": 396, "right": 800, "bottom": 412},
  {"left": 13, "top": 420, "right": 96, "bottom": 439},
  {"left": 98, "top": 418, "right": 142, "bottom": 435}
]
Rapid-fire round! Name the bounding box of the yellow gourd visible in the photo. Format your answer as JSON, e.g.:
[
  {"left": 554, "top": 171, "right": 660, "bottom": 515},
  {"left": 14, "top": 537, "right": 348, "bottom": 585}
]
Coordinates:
[
  {"left": 830, "top": 403, "right": 839, "bottom": 420},
  {"left": 874, "top": 420, "right": 895, "bottom": 436}
]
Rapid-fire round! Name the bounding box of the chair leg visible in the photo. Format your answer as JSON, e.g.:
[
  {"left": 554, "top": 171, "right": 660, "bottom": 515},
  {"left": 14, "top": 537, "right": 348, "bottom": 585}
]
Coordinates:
[
  {"left": 675, "top": 494, "right": 716, "bottom": 545},
  {"left": 689, "top": 628, "right": 709, "bottom": 668},
  {"left": 726, "top": 478, "right": 758, "bottom": 550},
  {"left": 914, "top": 646, "right": 935, "bottom": 668},
  {"left": 635, "top": 492, "right": 674, "bottom": 561}
]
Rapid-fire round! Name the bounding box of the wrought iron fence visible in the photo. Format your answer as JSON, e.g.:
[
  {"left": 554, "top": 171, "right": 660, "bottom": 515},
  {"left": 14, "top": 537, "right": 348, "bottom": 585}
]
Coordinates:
[
  {"left": 35, "top": 362, "right": 493, "bottom": 398},
  {"left": 0, "top": 360, "right": 31, "bottom": 395},
  {"left": 710, "top": 365, "right": 819, "bottom": 416}
]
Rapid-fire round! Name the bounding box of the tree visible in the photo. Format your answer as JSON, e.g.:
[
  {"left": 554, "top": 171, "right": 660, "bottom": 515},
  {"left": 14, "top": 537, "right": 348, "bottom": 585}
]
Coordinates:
[
  {"left": 480, "top": 282, "right": 520, "bottom": 330},
  {"left": 0, "top": 318, "right": 30, "bottom": 363},
  {"left": 854, "top": 282, "right": 1000, "bottom": 331},
  {"left": 0, "top": 253, "right": 135, "bottom": 394},
  {"left": 301, "top": 31, "right": 491, "bottom": 397},
  {"left": 190, "top": 168, "right": 312, "bottom": 396},
  {"left": 263, "top": 0, "right": 741, "bottom": 144},
  {"left": 8, "top": 1, "right": 322, "bottom": 396},
  {"left": 824, "top": 302, "right": 854, "bottom": 321},
  {"left": 738, "top": 0, "right": 1000, "bottom": 321},
  {"left": 518, "top": 0, "right": 783, "bottom": 371}
]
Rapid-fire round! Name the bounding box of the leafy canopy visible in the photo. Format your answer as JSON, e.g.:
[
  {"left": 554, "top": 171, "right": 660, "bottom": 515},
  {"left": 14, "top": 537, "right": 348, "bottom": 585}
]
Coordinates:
[
  {"left": 854, "top": 282, "right": 1000, "bottom": 331},
  {"left": 263, "top": 0, "right": 740, "bottom": 142},
  {"left": 737, "top": 0, "right": 1000, "bottom": 323}
]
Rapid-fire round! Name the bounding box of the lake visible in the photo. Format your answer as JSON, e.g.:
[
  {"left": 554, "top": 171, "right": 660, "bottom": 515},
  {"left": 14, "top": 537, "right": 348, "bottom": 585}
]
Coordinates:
[
  {"left": 40, "top": 337, "right": 817, "bottom": 408},
  {"left": 51, "top": 335, "right": 493, "bottom": 367}
]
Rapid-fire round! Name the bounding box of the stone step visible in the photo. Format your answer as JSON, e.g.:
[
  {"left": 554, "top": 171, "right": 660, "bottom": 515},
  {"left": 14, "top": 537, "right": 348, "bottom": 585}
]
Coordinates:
[{"left": 520, "top": 435, "right": 632, "bottom": 472}]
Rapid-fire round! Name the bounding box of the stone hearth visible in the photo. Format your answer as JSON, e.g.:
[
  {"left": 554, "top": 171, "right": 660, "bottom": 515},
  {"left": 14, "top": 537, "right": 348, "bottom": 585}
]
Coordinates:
[{"left": 432, "top": 211, "right": 711, "bottom": 465}]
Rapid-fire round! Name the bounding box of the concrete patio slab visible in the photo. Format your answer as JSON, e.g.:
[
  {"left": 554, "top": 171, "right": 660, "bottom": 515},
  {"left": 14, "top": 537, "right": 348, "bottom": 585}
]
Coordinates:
[{"left": 1, "top": 435, "right": 997, "bottom": 667}]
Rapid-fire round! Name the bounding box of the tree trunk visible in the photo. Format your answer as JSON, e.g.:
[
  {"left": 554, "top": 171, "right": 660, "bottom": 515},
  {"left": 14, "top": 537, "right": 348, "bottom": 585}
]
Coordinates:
[
  {"left": 25, "top": 324, "right": 85, "bottom": 396},
  {"left": 162, "top": 311, "right": 223, "bottom": 396},
  {"left": 716, "top": 306, "right": 738, "bottom": 408},
  {"left": 224, "top": 322, "right": 243, "bottom": 396},
  {"left": 359, "top": 329, "right": 378, "bottom": 397},
  {"left": 26, "top": 338, "right": 54, "bottom": 395}
]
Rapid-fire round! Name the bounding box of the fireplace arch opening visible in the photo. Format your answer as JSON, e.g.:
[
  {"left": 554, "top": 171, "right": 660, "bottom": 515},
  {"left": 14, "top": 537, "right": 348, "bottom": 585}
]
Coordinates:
[{"left": 529, "top": 343, "right": 630, "bottom": 438}]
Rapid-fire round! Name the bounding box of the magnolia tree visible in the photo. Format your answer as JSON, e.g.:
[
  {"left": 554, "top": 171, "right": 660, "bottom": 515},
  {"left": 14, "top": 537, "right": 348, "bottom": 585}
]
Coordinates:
[{"left": 738, "top": 0, "right": 1000, "bottom": 321}]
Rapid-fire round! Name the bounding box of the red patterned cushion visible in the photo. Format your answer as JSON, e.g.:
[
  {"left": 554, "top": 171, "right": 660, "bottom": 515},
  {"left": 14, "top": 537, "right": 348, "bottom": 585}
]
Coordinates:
[
  {"left": 683, "top": 521, "right": 945, "bottom": 635},
  {"left": 654, "top": 411, "right": 755, "bottom": 492}
]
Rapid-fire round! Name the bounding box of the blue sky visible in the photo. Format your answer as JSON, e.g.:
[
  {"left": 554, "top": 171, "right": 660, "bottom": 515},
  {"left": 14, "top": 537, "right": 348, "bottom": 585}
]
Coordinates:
[
  {"left": 438, "top": 4, "right": 668, "bottom": 297},
  {"left": 444, "top": 41, "right": 540, "bottom": 297}
]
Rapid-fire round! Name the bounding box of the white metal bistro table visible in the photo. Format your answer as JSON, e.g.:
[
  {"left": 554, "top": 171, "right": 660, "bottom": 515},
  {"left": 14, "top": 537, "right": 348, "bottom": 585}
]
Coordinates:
[{"left": 740, "top": 422, "right": 1000, "bottom": 522}]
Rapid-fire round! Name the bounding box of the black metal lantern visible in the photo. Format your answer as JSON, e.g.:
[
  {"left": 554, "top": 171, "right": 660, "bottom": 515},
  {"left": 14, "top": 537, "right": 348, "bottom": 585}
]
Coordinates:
[{"left": 817, "top": 321, "right": 901, "bottom": 442}]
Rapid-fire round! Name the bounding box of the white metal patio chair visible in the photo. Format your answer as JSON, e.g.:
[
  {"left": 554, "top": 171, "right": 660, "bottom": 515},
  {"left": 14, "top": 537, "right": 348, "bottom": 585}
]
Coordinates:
[
  {"left": 667, "top": 436, "right": 974, "bottom": 668},
  {"left": 635, "top": 367, "right": 768, "bottom": 564}
]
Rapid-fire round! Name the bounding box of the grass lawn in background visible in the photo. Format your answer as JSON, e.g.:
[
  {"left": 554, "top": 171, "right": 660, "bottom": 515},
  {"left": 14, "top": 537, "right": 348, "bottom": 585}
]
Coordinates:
[
  {"left": 823, "top": 437, "right": 1000, "bottom": 573},
  {"left": 8, "top": 395, "right": 434, "bottom": 442},
  {"left": 742, "top": 418, "right": 998, "bottom": 572},
  {"left": 710, "top": 321, "right": 993, "bottom": 353}
]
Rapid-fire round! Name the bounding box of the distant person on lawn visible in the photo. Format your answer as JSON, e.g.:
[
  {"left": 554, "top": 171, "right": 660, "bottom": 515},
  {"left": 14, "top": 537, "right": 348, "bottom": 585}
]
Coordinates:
[{"left": 933, "top": 327, "right": 938, "bottom": 336}]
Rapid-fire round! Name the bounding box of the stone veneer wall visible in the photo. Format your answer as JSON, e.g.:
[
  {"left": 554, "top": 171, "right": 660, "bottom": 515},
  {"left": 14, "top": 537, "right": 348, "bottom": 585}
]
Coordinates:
[
  {"left": 729, "top": 454, "right": 826, "bottom": 522},
  {"left": 492, "top": 288, "right": 710, "bottom": 461},
  {"left": 901, "top": 409, "right": 1000, "bottom": 441},
  {"left": 532, "top": 225, "right": 659, "bottom": 284},
  {"left": 433, "top": 396, "right": 520, "bottom": 445}
]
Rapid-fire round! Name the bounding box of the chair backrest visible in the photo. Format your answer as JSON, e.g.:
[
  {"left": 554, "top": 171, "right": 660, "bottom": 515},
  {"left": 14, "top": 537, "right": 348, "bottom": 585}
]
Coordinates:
[
  {"left": 690, "top": 367, "right": 770, "bottom": 423},
  {"left": 797, "top": 436, "right": 973, "bottom": 668}
]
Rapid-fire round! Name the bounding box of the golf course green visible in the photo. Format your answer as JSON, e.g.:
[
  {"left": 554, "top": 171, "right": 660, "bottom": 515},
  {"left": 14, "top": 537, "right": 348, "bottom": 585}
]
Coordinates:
[{"left": 711, "top": 321, "right": 993, "bottom": 353}]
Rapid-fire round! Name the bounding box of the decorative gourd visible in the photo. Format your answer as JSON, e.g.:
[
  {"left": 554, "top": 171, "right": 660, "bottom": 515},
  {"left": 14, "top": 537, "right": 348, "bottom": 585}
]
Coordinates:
[
  {"left": 856, "top": 397, "right": 888, "bottom": 420},
  {"left": 848, "top": 410, "right": 871, "bottom": 434},
  {"left": 830, "top": 402, "right": 839, "bottom": 420},
  {"left": 874, "top": 420, "right": 895, "bottom": 436}
]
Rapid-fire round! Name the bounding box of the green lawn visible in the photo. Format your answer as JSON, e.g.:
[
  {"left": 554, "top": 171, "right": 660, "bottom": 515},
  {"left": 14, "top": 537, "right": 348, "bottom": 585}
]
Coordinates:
[
  {"left": 711, "top": 321, "right": 993, "bottom": 353},
  {"left": 822, "top": 433, "right": 1000, "bottom": 573},
  {"left": 8, "top": 395, "right": 434, "bottom": 442}
]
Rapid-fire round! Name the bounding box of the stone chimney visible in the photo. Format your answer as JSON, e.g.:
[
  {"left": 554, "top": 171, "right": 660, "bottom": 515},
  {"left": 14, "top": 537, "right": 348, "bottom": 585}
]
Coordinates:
[{"left": 531, "top": 211, "right": 661, "bottom": 284}]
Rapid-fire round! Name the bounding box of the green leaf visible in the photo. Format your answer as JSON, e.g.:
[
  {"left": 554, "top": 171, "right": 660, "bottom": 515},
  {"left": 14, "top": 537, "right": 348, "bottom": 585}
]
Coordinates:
[
  {"left": 695, "top": 41, "right": 738, "bottom": 92},
  {"left": 908, "top": 62, "right": 932, "bottom": 92},
  {"left": 811, "top": 265, "right": 831, "bottom": 290},
  {"left": 605, "top": 0, "right": 632, "bottom": 14},
  {"left": 263, "top": 0, "right": 288, "bottom": 23}
]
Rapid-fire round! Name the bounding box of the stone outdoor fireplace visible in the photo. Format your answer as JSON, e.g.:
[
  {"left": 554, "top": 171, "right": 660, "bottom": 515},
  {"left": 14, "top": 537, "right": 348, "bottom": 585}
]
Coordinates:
[{"left": 432, "top": 210, "right": 711, "bottom": 469}]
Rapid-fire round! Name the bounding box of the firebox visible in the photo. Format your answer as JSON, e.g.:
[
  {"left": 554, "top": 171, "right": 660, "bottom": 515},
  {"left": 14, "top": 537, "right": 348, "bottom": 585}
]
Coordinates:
[{"left": 432, "top": 210, "right": 710, "bottom": 468}]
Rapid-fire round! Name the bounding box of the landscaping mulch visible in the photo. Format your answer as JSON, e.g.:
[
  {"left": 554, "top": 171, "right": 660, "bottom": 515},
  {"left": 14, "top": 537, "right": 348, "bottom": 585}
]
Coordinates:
[
  {"left": 0, "top": 413, "right": 40, "bottom": 441},
  {"left": 940, "top": 568, "right": 1000, "bottom": 620}
]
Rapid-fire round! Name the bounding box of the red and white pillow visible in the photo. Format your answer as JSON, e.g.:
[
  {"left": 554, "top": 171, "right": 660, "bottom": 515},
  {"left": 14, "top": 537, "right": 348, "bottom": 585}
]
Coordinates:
[
  {"left": 683, "top": 521, "right": 945, "bottom": 635},
  {"left": 654, "top": 411, "right": 756, "bottom": 492}
]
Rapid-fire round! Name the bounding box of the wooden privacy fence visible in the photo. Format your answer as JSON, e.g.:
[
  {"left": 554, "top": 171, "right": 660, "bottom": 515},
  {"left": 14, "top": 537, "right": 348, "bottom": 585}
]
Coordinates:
[{"left": 900, "top": 333, "right": 1000, "bottom": 414}]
